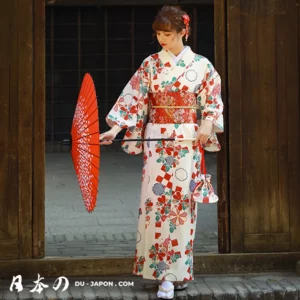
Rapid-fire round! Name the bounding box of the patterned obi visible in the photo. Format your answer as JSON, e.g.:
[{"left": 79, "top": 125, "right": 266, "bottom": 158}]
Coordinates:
[{"left": 149, "top": 91, "right": 198, "bottom": 124}]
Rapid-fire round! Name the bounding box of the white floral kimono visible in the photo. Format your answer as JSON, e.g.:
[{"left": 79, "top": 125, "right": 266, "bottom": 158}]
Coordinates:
[{"left": 106, "top": 46, "right": 223, "bottom": 281}]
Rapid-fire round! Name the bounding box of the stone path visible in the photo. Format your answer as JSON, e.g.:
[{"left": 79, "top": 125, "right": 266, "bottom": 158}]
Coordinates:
[
  {"left": 1, "top": 273, "right": 300, "bottom": 299},
  {"left": 46, "top": 151, "right": 218, "bottom": 257}
]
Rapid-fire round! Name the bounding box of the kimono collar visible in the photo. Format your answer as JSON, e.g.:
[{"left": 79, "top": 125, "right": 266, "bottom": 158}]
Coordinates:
[
  {"left": 158, "top": 46, "right": 194, "bottom": 70},
  {"left": 168, "top": 46, "right": 190, "bottom": 64}
]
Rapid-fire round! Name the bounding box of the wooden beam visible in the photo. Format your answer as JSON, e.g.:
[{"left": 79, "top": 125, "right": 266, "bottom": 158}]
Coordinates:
[
  {"left": 8, "top": 0, "right": 19, "bottom": 246},
  {"left": 227, "top": 0, "right": 244, "bottom": 253},
  {"left": 0, "top": 240, "right": 18, "bottom": 260},
  {"left": 0, "top": 253, "right": 300, "bottom": 279},
  {"left": 0, "top": 2, "right": 10, "bottom": 242},
  {"left": 18, "top": 0, "right": 33, "bottom": 259},
  {"left": 287, "top": 0, "right": 300, "bottom": 252},
  {"left": 32, "top": 0, "right": 46, "bottom": 259},
  {"left": 46, "top": 0, "right": 213, "bottom": 6},
  {"left": 214, "top": 0, "right": 230, "bottom": 254}
]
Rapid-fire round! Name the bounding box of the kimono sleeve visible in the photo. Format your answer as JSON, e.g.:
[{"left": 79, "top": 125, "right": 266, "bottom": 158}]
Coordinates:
[
  {"left": 197, "top": 60, "right": 224, "bottom": 134},
  {"left": 106, "top": 58, "right": 150, "bottom": 129}
]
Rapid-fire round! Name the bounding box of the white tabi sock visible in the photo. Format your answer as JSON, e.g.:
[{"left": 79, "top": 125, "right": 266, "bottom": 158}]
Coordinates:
[{"left": 157, "top": 280, "right": 174, "bottom": 299}]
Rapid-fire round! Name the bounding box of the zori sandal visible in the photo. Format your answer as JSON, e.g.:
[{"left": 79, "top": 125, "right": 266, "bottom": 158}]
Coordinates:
[{"left": 174, "top": 282, "right": 188, "bottom": 290}]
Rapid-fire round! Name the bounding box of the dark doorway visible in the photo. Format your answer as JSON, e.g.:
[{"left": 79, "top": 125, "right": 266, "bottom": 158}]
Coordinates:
[{"left": 45, "top": 4, "right": 217, "bottom": 257}]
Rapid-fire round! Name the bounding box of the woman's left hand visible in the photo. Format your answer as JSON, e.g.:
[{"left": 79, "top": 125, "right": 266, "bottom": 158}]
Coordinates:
[{"left": 196, "top": 119, "right": 213, "bottom": 144}]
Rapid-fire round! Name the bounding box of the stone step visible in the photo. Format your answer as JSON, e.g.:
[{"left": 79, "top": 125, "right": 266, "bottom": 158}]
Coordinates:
[{"left": 1, "top": 272, "right": 300, "bottom": 300}]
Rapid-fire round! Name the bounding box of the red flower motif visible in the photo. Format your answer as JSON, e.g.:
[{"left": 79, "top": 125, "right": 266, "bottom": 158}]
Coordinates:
[
  {"left": 172, "top": 191, "right": 182, "bottom": 201},
  {"left": 165, "top": 146, "right": 173, "bottom": 155},
  {"left": 133, "top": 249, "right": 145, "bottom": 273},
  {"left": 168, "top": 249, "right": 175, "bottom": 256},
  {"left": 167, "top": 249, "right": 175, "bottom": 261},
  {"left": 173, "top": 149, "right": 179, "bottom": 157},
  {"left": 121, "top": 105, "right": 138, "bottom": 120},
  {"left": 149, "top": 243, "right": 166, "bottom": 261},
  {"left": 130, "top": 74, "right": 140, "bottom": 90},
  {"left": 116, "top": 97, "right": 125, "bottom": 109},
  {"left": 146, "top": 201, "right": 153, "bottom": 208},
  {"left": 157, "top": 195, "right": 170, "bottom": 214},
  {"left": 212, "top": 84, "right": 221, "bottom": 97},
  {"left": 185, "top": 240, "right": 193, "bottom": 255},
  {"left": 136, "top": 119, "right": 143, "bottom": 128},
  {"left": 185, "top": 247, "right": 193, "bottom": 256},
  {"left": 145, "top": 200, "right": 153, "bottom": 214},
  {"left": 155, "top": 142, "right": 173, "bottom": 155},
  {"left": 170, "top": 208, "right": 187, "bottom": 226}
]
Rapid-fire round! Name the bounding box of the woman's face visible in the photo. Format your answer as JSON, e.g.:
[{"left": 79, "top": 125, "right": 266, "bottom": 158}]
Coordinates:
[{"left": 156, "top": 29, "right": 185, "bottom": 51}]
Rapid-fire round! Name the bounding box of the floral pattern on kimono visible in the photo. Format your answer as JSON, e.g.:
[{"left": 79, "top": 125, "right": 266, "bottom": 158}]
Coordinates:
[
  {"left": 106, "top": 46, "right": 224, "bottom": 281},
  {"left": 106, "top": 58, "right": 151, "bottom": 155},
  {"left": 194, "top": 54, "right": 223, "bottom": 151}
]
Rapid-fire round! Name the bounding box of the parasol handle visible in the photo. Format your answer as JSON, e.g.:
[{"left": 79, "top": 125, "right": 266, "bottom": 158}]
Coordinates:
[
  {"left": 61, "top": 138, "right": 197, "bottom": 145},
  {"left": 112, "top": 138, "right": 197, "bottom": 142}
]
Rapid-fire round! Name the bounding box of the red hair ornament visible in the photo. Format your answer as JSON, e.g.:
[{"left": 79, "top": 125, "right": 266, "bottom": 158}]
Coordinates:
[{"left": 182, "top": 14, "right": 190, "bottom": 41}]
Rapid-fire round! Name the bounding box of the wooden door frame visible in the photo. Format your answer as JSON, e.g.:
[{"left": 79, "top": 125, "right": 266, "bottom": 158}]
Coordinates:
[
  {"left": 32, "top": 0, "right": 230, "bottom": 258},
  {"left": 46, "top": 0, "right": 214, "bottom": 6},
  {"left": 214, "top": 0, "right": 230, "bottom": 254},
  {"left": 33, "top": 0, "right": 46, "bottom": 259}
]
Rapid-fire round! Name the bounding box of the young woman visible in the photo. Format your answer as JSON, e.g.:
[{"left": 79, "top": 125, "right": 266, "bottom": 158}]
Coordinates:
[{"left": 100, "top": 5, "right": 223, "bottom": 299}]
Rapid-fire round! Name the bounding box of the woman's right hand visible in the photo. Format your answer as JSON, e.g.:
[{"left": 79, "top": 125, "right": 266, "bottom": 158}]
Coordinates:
[{"left": 99, "top": 125, "right": 122, "bottom": 145}]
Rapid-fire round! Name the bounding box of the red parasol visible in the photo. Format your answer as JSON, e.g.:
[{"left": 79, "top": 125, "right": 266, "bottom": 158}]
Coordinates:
[
  {"left": 69, "top": 73, "right": 100, "bottom": 212},
  {"left": 64, "top": 73, "right": 208, "bottom": 212}
]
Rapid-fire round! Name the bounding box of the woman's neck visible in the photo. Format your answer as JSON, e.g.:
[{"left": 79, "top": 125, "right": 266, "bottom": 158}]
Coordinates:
[{"left": 169, "top": 44, "right": 185, "bottom": 56}]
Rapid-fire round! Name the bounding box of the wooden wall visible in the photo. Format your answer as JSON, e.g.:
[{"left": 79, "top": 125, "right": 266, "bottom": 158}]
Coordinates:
[
  {"left": 223, "top": 0, "right": 300, "bottom": 252},
  {"left": 0, "top": 0, "right": 45, "bottom": 259}
]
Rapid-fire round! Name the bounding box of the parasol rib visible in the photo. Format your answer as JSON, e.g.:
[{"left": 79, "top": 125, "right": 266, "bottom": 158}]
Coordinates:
[
  {"left": 73, "top": 144, "right": 100, "bottom": 162},
  {"left": 72, "top": 108, "right": 99, "bottom": 141}
]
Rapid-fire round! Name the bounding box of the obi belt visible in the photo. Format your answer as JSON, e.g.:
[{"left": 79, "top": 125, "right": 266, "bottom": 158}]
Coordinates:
[{"left": 149, "top": 91, "right": 198, "bottom": 124}]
